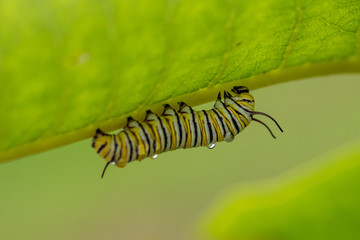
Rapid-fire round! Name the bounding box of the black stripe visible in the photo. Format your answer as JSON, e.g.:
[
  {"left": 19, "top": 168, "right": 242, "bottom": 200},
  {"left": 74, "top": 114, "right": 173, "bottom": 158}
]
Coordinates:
[
  {"left": 111, "top": 135, "right": 118, "bottom": 161},
  {"left": 212, "top": 109, "right": 227, "bottom": 138},
  {"left": 190, "top": 109, "right": 198, "bottom": 147},
  {"left": 104, "top": 150, "right": 110, "bottom": 159},
  {"left": 117, "top": 135, "right": 122, "bottom": 163},
  {"left": 241, "top": 99, "right": 253, "bottom": 103},
  {"left": 229, "top": 98, "right": 253, "bottom": 122},
  {"left": 130, "top": 124, "right": 146, "bottom": 159},
  {"left": 97, "top": 142, "right": 107, "bottom": 154},
  {"left": 210, "top": 113, "right": 219, "bottom": 142},
  {"left": 175, "top": 113, "right": 183, "bottom": 148},
  {"left": 163, "top": 117, "right": 173, "bottom": 150},
  {"left": 124, "top": 131, "right": 133, "bottom": 162},
  {"left": 157, "top": 116, "right": 168, "bottom": 151},
  {"left": 172, "top": 122, "right": 177, "bottom": 148},
  {"left": 128, "top": 130, "right": 139, "bottom": 160},
  {"left": 207, "top": 111, "right": 219, "bottom": 142},
  {"left": 230, "top": 107, "right": 247, "bottom": 127},
  {"left": 222, "top": 102, "right": 240, "bottom": 133},
  {"left": 145, "top": 121, "right": 157, "bottom": 155},
  {"left": 139, "top": 123, "right": 151, "bottom": 157},
  {"left": 182, "top": 116, "right": 188, "bottom": 147},
  {"left": 202, "top": 110, "right": 213, "bottom": 144},
  {"left": 230, "top": 98, "right": 251, "bottom": 113},
  {"left": 162, "top": 110, "right": 178, "bottom": 149}
]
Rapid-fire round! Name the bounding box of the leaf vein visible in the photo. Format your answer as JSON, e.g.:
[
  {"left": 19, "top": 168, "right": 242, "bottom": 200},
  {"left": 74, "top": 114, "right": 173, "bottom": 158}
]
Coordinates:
[
  {"left": 207, "top": 2, "right": 236, "bottom": 88},
  {"left": 136, "top": 3, "right": 177, "bottom": 111},
  {"left": 279, "top": 0, "right": 303, "bottom": 69}
]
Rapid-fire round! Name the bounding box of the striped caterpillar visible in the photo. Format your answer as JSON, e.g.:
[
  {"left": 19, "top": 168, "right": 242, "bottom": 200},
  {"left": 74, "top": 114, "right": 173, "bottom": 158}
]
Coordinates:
[{"left": 92, "top": 86, "right": 283, "bottom": 177}]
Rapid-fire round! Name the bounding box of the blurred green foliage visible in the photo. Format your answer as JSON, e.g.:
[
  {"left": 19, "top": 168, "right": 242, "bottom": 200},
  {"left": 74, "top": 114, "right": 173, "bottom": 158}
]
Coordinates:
[
  {"left": 203, "top": 140, "right": 360, "bottom": 240},
  {"left": 0, "top": 0, "right": 359, "bottom": 162}
]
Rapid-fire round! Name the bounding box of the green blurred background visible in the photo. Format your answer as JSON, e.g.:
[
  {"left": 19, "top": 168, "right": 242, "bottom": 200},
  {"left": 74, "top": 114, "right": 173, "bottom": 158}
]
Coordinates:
[{"left": 0, "top": 74, "right": 359, "bottom": 240}]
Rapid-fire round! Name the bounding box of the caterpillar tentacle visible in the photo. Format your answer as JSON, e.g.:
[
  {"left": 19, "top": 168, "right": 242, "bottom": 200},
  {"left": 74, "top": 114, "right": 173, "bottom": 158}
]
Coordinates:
[
  {"left": 248, "top": 110, "right": 283, "bottom": 132},
  {"left": 252, "top": 118, "right": 277, "bottom": 139},
  {"left": 92, "top": 86, "right": 282, "bottom": 177}
]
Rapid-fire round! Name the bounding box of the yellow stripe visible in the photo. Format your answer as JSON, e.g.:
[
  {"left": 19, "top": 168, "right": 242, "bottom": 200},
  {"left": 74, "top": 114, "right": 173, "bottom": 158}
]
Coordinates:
[
  {"left": 142, "top": 123, "right": 155, "bottom": 155},
  {"left": 183, "top": 113, "right": 192, "bottom": 148},
  {"left": 147, "top": 120, "right": 162, "bottom": 154},
  {"left": 197, "top": 112, "right": 208, "bottom": 146},
  {"left": 99, "top": 143, "right": 110, "bottom": 159},
  {"left": 239, "top": 113, "right": 250, "bottom": 126},
  {"left": 242, "top": 94, "right": 255, "bottom": 102},
  {"left": 159, "top": 116, "right": 172, "bottom": 151},
  {"left": 228, "top": 108, "right": 245, "bottom": 129},
  {"left": 239, "top": 101, "right": 253, "bottom": 110},
  {"left": 97, "top": 136, "right": 112, "bottom": 161},
  {"left": 138, "top": 126, "right": 150, "bottom": 159},
  {"left": 208, "top": 111, "right": 223, "bottom": 142},
  {"left": 129, "top": 128, "right": 146, "bottom": 161},
  {"left": 127, "top": 129, "right": 139, "bottom": 162},
  {"left": 218, "top": 109, "right": 236, "bottom": 135},
  {"left": 114, "top": 134, "right": 122, "bottom": 161},
  {"left": 165, "top": 116, "right": 178, "bottom": 150},
  {"left": 117, "top": 133, "right": 128, "bottom": 167},
  {"left": 177, "top": 113, "right": 187, "bottom": 148}
]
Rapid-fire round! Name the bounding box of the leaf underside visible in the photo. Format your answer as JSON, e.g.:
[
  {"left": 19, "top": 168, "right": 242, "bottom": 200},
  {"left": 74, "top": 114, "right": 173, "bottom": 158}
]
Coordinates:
[{"left": 0, "top": 0, "right": 359, "bottom": 162}]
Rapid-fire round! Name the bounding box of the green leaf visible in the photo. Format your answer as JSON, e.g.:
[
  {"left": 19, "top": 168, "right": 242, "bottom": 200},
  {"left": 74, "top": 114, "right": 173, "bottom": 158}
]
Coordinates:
[
  {"left": 201, "top": 140, "right": 360, "bottom": 240},
  {"left": 0, "top": 0, "right": 359, "bottom": 162}
]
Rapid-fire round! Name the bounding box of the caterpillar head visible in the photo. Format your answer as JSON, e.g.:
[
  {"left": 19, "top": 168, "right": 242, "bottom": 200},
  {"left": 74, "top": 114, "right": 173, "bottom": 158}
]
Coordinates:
[
  {"left": 231, "top": 86, "right": 255, "bottom": 109},
  {"left": 232, "top": 86, "right": 249, "bottom": 94},
  {"left": 231, "top": 86, "right": 283, "bottom": 137}
]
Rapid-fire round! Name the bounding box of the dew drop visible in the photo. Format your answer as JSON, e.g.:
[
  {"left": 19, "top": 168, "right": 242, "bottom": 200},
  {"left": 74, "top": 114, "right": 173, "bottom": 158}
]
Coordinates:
[
  {"left": 151, "top": 154, "right": 158, "bottom": 159},
  {"left": 207, "top": 143, "right": 216, "bottom": 149},
  {"left": 224, "top": 133, "right": 234, "bottom": 142}
]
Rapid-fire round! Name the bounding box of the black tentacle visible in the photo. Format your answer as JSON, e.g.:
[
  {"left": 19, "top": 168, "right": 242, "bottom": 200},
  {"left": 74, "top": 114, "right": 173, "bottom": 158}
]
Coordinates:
[{"left": 252, "top": 118, "right": 277, "bottom": 139}]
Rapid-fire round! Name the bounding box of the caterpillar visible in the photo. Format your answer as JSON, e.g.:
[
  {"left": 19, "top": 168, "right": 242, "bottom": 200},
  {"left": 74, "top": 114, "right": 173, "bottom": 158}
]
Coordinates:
[{"left": 92, "top": 86, "right": 283, "bottom": 178}]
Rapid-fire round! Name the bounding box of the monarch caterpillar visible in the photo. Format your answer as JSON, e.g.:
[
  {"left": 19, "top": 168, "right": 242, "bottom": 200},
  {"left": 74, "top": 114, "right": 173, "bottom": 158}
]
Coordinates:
[{"left": 93, "top": 86, "right": 283, "bottom": 177}]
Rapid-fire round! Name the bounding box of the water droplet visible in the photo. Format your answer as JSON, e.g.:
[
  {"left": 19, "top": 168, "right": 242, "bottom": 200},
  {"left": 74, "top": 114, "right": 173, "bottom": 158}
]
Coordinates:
[
  {"left": 224, "top": 133, "right": 234, "bottom": 142},
  {"left": 207, "top": 143, "right": 216, "bottom": 149},
  {"left": 151, "top": 154, "right": 158, "bottom": 159}
]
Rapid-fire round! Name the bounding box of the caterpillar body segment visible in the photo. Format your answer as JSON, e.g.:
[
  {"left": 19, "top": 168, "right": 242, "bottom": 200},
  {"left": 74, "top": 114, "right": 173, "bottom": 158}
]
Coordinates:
[{"left": 92, "top": 86, "right": 282, "bottom": 177}]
